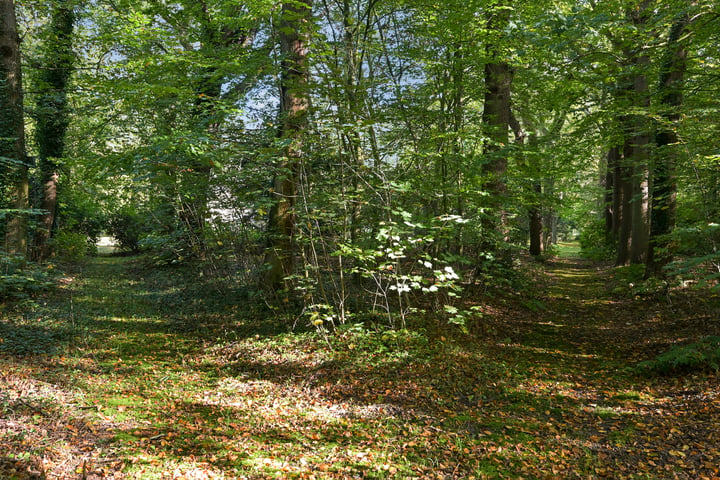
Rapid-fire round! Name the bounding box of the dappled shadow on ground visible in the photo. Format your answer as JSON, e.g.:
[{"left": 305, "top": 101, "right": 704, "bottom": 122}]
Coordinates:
[
  {"left": 5, "top": 253, "right": 720, "bottom": 478},
  {"left": 0, "top": 362, "right": 125, "bottom": 479}
]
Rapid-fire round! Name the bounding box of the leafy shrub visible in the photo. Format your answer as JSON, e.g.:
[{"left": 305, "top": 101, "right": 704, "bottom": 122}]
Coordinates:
[
  {"left": 108, "top": 208, "right": 147, "bottom": 252},
  {"left": 579, "top": 219, "right": 615, "bottom": 261},
  {"left": 139, "top": 231, "right": 188, "bottom": 265},
  {"left": 608, "top": 264, "right": 647, "bottom": 297},
  {"left": 671, "top": 223, "right": 720, "bottom": 257},
  {"left": 57, "top": 193, "right": 106, "bottom": 246},
  {"left": 52, "top": 230, "right": 89, "bottom": 261},
  {"left": 331, "top": 322, "right": 430, "bottom": 362},
  {"left": 333, "top": 212, "right": 466, "bottom": 328},
  {"left": 0, "top": 252, "right": 54, "bottom": 305},
  {"left": 637, "top": 336, "right": 720, "bottom": 375}
]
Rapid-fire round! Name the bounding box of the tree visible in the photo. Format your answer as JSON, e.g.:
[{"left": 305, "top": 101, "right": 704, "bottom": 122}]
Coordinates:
[
  {"left": 266, "top": 0, "right": 313, "bottom": 291},
  {"left": 0, "top": 0, "right": 28, "bottom": 256},
  {"left": 33, "top": 0, "right": 77, "bottom": 260},
  {"left": 645, "top": 13, "right": 690, "bottom": 276},
  {"left": 480, "top": 2, "right": 513, "bottom": 256},
  {"left": 613, "top": 1, "right": 652, "bottom": 266}
]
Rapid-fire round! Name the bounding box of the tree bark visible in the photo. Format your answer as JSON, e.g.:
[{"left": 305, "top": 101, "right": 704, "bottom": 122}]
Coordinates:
[
  {"left": 176, "top": 0, "right": 259, "bottom": 256},
  {"left": 646, "top": 16, "right": 689, "bottom": 277},
  {"left": 616, "top": 129, "right": 634, "bottom": 266},
  {"left": 615, "top": 2, "right": 651, "bottom": 266},
  {"left": 604, "top": 146, "right": 620, "bottom": 240},
  {"left": 528, "top": 182, "right": 543, "bottom": 256},
  {"left": 266, "top": 0, "right": 312, "bottom": 291},
  {"left": 1, "top": 0, "right": 28, "bottom": 256},
  {"left": 481, "top": 1, "right": 512, "bottom": 259},
  {"left": 481, "top": 60, "right": 512, "bottom": 240},
  {"left": 629, "top": 54, "right": 651, "bottom": 264},
  {"left": 34, "top": 1, "right": 76, "bottom": 260}
]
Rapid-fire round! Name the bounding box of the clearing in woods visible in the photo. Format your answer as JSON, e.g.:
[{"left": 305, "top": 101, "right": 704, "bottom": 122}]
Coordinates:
[{"left": 1, "top": 246, "right": 720, "bottom": 479}]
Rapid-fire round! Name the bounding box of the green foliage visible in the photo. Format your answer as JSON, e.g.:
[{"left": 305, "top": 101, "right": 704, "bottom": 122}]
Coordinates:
[
  {"left": 637, "top": 337, "right": 720, "bottom": 375},
  {"left": 138, "top": 231, "right": 189, "bottom": 265},
  {"left": 663, "top": 224, "right": 720, "bottom": 290},
  {"left": 331, "top": 322, "right": 430, "bottom": 362},
  {"left": 333, "top": 212, "right": 466, "bottom": 328},
  {"left": 0, "top": 251, "right": 54, "bottom": 306},
  {"left": 107, "top": 207, "right": 148, "bottom": 252},
  {"left": 608, "top": 264, "right": 646, "bottom": 297},
  {"left": 57, "top": 192, "right": 106, "bottom": 247},
  {"left": 579, "top": 218, "right": 615, "bottom": 261},
  {"left": 51, "top": 230, "right": 89, "bottom": 261},
  {"left": 0, "top": 321, "right": 62, "bottom": 355},
  {"left": 670, "top": 223, "right": 720, "bottom": 258}
]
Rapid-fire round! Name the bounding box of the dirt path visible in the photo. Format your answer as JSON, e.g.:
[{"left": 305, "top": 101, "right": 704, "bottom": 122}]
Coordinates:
[{"left": 539, "top": 254, "right": 719, "bottom": 361}]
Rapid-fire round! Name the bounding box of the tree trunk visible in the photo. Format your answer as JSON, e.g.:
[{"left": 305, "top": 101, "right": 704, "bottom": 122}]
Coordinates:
[
  {"left": 266, "top": 0, "right": 312, "bottom": 291},
  {"left": 629, "top": 55, "right": 651, "bottom": 264},
  {"left": 646, "top": 16, "right": 689, "bottom": 277},
  {"left": 176, "top": 0, "right": 258, "bottom": 256},
  {"left": 529, "top": 182, "right": 543, "bottom": 256},
  {"left": 524, "top": 137, "right": 543, "bottom": 257},
  {"left": 479, "top": 2, "right": 513, "bottom": 259},
  {"left": 481, "top": 60, "right": 512, "bottom": 240},
  {"left": 542, "top": 177, "right": 556, "bottom": 251},
  {"left": 34, "top": 1, "right": 75, "bottom": 260},
  {"left": 615, "top": 2, "right": 651, "bottom": 266},
  {"left": 616, "top": 132, "right": 634, "bottom": 266},
  {"left": 604, "top": 146, "right": 620, "bottom": 240},
  {"left": 1, "top": 0, "right": 27, "bottom": 256}
]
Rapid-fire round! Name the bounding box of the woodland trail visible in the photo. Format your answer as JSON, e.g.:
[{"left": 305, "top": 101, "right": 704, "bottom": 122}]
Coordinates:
[
  {"left": 536, "top": 252, "right": 718, "bottom": 362},
  {"left": 2, "top": 252, "right": 720, "bottom": 479}
]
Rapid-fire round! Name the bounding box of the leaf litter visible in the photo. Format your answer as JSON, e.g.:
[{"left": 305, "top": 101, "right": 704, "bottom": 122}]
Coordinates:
[{"left": 1, "top": 254, "right": 720, "bottom": 479}]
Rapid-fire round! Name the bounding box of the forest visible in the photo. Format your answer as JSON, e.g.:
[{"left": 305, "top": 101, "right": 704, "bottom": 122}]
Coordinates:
[{"left": 1, "top": 0, "right": 720, "bottom": 478}]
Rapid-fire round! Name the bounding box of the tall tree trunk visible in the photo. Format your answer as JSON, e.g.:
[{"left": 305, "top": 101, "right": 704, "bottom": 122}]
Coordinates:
[
  {"left": 509, "top": 111, "right": 542, "bottom": 256},
  {"left": 480, "top": 2, "right": 512, "bottom": 259},
  {"left": 542, "top": 177, "right": 556, "bottom": 251},
  {"left": 339, "top": 0, "right": 364, "bottom": 246},
  {"left": 528, "top": 181, "right": 543, "bottom": 256},
  {"left": 616, "top": 130, "right": 634, "bottom": 266},
  {"left": 646, "top": 16, "right": 689, "bottom": 277},
  {"left": 266, "top": 0, "right": 312, "bottom": 291},
  {"left": 481, "top": 59, "right": 512, "bottom": 247},
  {"left": 1, "top": 0, "right": 27, "bottom": 256},
  {"left": 176, "top": 1, "right": 258, "bottom": 256},
  {"left": 629, "top": 54, "right": 651, "bottom": 264},
  {"left": 479, "top": 0, "right": 517, "bottom": 263},
  {"left": 605, "top": 146, "right": 620, "bottom": 240},
  {"left": 615, "top": 2, "right": 651, "bottom": 266},
  {"left": 34, "top": 1, "right": 76, "bottom": 260}
]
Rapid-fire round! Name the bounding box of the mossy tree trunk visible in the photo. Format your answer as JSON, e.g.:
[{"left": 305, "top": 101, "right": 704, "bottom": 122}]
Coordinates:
[
  {"left": 646, "top": 15, "right": 689, "bottom": 277},
  {"left": 33, "top": 0, "right": 76, "bottom": 260},
  {"left": 480, "top": 3, "right": 513, "bottom": 259},
  {"left": 266, "top": 0, "right": 312, "bottom": 292},
  {"left": 1, "top": 0, "right": 28, "bottom": 256}
]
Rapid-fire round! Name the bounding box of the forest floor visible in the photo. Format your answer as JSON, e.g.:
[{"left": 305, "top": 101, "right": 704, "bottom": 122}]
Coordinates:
[{"left": 2, "top": 246, "right": 720, "bottom": 479}]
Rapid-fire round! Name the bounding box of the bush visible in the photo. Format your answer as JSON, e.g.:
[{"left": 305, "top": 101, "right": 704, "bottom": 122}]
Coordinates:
[
  {"left": 579, "top": 218, "right": 615, "bottom": 261},
  {"left": 52, "top": 230, "right": 89, "bottom": 261},
  {"left": 637, "top": 336, "right": 720, "bottom": 375},
  {"left": 138, "top": 231, "right": 188, "bottom": 265},
  {"left": 108, "top": 208, "right": 147, "bottom": 252},
  {"left": 57, "top": 193, "right": 106, "bottom": 246},
  {"left": 0, "top": 251, "right": 54, "bottom": 305}
]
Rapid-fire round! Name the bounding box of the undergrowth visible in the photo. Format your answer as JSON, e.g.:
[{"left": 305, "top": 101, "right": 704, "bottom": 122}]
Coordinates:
[
  {"left": 637, "top": 336, "right": 720, "bottom": 375},
  {"left": 0, "top": 252, "right": 55, "bottom": 309}
]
